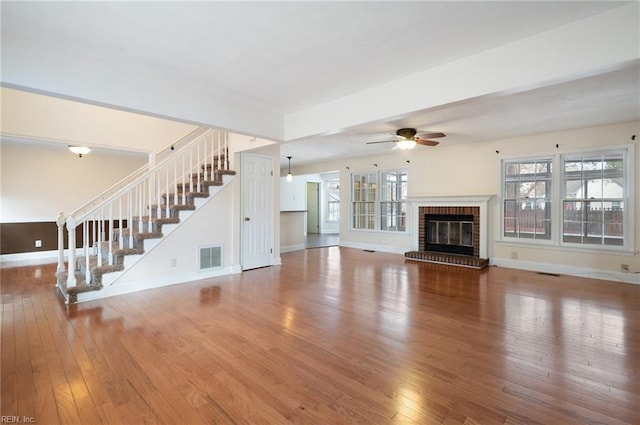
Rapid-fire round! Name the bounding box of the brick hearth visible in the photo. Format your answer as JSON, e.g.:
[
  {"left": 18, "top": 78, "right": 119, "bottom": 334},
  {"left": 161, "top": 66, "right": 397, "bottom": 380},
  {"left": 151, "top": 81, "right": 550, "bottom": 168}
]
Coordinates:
[{"left": 405, "top": 251, "right": 489, "bottom": 269}]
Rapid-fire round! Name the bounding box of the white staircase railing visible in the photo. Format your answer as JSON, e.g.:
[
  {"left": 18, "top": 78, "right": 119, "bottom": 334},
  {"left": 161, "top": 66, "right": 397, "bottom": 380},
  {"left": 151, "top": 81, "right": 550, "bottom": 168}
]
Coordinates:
[{"left": 56, "top": 128, "right": 229, "bottom": 290}]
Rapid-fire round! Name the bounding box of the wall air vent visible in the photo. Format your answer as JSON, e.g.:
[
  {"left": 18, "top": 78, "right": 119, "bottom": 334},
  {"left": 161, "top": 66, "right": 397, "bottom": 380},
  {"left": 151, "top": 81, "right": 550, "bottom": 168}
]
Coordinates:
[{"left": 199, "top": 245, "right": 222, "bottom": 270}]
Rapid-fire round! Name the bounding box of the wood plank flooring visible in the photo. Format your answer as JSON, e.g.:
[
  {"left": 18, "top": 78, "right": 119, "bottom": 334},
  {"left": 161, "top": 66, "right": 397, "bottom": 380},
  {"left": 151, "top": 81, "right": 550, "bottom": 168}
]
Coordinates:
[{"left": 2, "top": 247, "right": 639, "bottom": 424}]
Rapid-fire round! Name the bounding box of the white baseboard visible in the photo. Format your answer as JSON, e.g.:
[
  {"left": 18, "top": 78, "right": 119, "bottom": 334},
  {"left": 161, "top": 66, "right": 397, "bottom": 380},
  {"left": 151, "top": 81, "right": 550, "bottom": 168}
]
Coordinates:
[
  {"left": 491, "top": 258, "right": 640, "bottom": 285},
  {"left": 280, "top": 243, "right": 305, "bottom": 253},
  {"left": 1, "top": 250, "right": 57, "bottom": 267},
  {"left": 0, "top": 249, "right": 83, "bottom": 268}
]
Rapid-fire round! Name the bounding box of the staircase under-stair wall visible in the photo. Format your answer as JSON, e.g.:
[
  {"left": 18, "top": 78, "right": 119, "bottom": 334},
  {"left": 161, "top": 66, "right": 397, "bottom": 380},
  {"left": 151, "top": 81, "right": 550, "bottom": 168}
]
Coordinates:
[{"left": 55, "top": 128, "right": 238, "bottom": 304}]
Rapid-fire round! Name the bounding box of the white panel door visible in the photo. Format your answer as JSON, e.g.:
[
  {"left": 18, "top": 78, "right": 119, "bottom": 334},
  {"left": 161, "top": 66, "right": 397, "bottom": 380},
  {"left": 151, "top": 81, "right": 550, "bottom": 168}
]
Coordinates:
[{"left": 241, "top": 153, "right": 274, "bottom": 270}]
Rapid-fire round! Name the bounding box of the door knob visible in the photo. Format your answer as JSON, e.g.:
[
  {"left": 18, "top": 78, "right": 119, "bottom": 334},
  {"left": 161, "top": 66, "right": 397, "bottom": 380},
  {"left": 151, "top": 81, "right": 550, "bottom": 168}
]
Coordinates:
[{"left": 244, "top": 217, "right": 250, "bottom": 221}]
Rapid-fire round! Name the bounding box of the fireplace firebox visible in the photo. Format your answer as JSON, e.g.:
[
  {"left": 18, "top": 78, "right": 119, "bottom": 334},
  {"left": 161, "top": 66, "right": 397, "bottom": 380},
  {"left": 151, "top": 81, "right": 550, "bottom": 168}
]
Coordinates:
[{"left": 425, "top": 214, "right": 474, "bottom": 256}]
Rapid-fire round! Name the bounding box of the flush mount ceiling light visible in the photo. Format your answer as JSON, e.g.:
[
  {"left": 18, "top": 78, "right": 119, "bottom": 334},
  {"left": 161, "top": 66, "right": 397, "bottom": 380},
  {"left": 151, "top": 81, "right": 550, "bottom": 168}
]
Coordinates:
[
  {"left": 286, "top": 156, "right": 293, "bottom": 182},
  {"left": 68, "top": 145, "right": 91, "bottom": 157}
]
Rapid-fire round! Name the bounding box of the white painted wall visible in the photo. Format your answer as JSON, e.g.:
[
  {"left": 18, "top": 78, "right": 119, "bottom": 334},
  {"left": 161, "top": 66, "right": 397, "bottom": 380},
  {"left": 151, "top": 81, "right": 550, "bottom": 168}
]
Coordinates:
[
  {"left": 280, "top": 176, "right": 306, "bottom": 211},
  {"left": 0, "top": 140, "right": 146, "bottom": 222},
  {"left": 110, "top": 183, "right": 237, "bottom": 287},
  {"left": 291, "top": 121, "right": 640, "bottom": 281},
  {"left": 280, "top": 212, "right": 305, "bottom": 253}
]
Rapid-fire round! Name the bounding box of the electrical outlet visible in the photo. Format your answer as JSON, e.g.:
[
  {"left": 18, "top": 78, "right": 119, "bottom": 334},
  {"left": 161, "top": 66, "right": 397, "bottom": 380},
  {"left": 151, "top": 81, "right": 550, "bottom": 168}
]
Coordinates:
[
  {"left": 511, "top": 251, "right": 518, "bottom": 260},
  {"left": 621, "top": 264, "right": 629, "bottom": 272},
  {"left": 171, "top": 258, "right": 177, "bottom": 267},
  {"left": 35, "top": 240, "right": 42, "bottom": 248}
]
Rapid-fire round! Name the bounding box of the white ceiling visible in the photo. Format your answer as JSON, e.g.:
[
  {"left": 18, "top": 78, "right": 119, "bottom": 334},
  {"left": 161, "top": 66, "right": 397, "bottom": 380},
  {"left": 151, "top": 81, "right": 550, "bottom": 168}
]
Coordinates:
[{"left": 2, "top": 1, "right": 638, "bottom": 165}]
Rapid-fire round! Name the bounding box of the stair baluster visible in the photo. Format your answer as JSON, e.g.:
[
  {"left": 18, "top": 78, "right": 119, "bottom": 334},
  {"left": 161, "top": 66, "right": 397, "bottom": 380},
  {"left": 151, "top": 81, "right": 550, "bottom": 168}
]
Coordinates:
[
  {"left": 181, "top": 155, "right": 186, "bottom": 206},
  {"left": 118, "top": 198, "right": 123, "bottom": 250},
  {"left": 217, "top": 132, "right": 221, "bottom": 170},
  {"left": 66, "top": 216, "right": 77, "bottom": 288},
  {"left": 128, "top": 191, "right": 134, "bottom": 251},
  {"left": 196, "top": 147, "right": 201, "bottom": 192},
  {"left": 189, "top": 151, "right": 194, "bottom": 193},
  {"left": 204, "top": 139, "right": 208, "bottom": 181},
  {"left": 56, "top": 212, "right": 65, "bottom": 275},
  {"left": 108, "top": 204, "right": 113, "bottom": 265},
  {"left": 97, "top": 211, "right": 103, "bottom": 267},
  {"left": 84, "top": 221, "right": 90, "bottom": 282}
]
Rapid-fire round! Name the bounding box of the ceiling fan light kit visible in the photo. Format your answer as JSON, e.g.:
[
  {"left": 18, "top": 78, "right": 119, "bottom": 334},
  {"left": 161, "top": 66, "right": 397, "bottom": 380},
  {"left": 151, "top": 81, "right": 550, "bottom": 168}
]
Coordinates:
[{"left": 396, "top": 139, "right": 417, "bottom": 150}]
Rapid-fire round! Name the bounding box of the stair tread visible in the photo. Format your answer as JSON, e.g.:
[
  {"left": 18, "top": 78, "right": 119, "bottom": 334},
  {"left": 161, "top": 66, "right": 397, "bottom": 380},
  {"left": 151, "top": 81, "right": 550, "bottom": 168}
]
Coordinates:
[
  {"left": 163, "top": 191, "right": 210, "bottom": 198},
  {"left": 184, "top": 179, "right": 224, "bottom": 186},
  {"left": 135, "top": 232, "right": 163, "bottom": 239},
  {"left": 151, "top": 204, "right": 196, "bottom": 211},
  {"left": 129, "top": 216, "right": 180, "bottom": 224}
]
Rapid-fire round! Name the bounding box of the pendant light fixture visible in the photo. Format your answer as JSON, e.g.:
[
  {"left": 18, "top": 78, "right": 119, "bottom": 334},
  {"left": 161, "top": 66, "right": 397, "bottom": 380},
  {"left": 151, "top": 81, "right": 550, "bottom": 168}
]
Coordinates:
[{"left": 286, "top": 156, "right": 293, "bottom": 182}]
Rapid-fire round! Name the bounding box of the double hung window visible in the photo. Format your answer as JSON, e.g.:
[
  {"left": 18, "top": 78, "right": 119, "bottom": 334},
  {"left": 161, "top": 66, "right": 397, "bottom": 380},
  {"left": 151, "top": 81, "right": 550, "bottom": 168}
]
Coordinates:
[
  {"left": 352, "top": 170, "right": 407, "bottom": 232},
  {"left": 562, "top": 152, "right": 625, "bottom": 246},
  {"left": 503, "top": 159, "right": 552, "bottom": 240},
  {"left": 352, "top": 173, "right": 377, "bottom": 230}
]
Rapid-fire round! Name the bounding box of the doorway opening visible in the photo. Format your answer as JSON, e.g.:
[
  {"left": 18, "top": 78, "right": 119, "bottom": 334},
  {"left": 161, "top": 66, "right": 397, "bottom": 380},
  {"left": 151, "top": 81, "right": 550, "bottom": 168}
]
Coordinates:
[{"left": 304, "top": 174, "right": 340, "bottom": 248}]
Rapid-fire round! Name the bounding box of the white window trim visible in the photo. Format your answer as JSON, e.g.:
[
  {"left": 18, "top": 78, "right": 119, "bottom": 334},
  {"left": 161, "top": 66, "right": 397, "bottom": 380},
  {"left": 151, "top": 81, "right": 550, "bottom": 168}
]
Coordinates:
[
  {"left": 498, "top": 144, "right": 635, "bottom": 254},
  {"left": 501, "top": 156, "right": 554, "bottom": 243},
  {"left": 350, "top": 168, "right": 409, "bottom": 234}
]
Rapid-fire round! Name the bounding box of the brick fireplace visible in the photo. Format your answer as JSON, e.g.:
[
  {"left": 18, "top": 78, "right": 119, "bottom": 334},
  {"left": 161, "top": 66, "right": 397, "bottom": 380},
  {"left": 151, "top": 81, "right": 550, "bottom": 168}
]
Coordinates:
[{"left": 405, "top": 196, "right": 493, "bottom": 268}]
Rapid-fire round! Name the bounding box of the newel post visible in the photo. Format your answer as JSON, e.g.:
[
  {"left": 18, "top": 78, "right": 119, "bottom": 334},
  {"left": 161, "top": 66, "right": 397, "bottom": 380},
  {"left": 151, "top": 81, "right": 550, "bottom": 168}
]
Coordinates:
[
  {"left": 56, "top": 212, "right": 66, "bottom": 274},
  {"left": 66, "top": 216, "right": 77, "bottom": 288}
]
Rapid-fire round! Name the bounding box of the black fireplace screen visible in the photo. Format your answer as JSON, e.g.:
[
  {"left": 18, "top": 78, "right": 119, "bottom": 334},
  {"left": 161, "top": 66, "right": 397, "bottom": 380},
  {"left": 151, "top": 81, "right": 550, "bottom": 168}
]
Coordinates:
[{"left": 425, "top": 214, "right": 474, "bottom": 256}]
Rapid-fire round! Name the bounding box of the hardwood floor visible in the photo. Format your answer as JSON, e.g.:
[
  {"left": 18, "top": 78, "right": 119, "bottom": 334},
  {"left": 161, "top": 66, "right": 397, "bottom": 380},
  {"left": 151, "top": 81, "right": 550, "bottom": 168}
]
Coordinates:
[{"left": 2, "top": 247, "right": 639, "bottom": 424}]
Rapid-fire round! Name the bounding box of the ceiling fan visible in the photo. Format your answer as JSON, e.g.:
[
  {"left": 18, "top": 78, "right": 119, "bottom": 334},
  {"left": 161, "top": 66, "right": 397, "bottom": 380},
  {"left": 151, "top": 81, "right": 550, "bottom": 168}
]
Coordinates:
[{"left": 366, "top": 128, "right": 445, "bottom": 149}]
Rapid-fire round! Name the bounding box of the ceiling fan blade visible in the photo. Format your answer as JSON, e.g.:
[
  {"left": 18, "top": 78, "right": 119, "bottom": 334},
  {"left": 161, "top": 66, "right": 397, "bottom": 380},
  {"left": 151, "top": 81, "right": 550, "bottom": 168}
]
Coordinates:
[
  {"left": 366, "top": 140, "right": 397, "bottom": 144},
  {"left": 418, "top": 132, "right": 446, "bottom": 139},
  {"left": 415, "top": 139, "right": 440, "bottom": 146}
]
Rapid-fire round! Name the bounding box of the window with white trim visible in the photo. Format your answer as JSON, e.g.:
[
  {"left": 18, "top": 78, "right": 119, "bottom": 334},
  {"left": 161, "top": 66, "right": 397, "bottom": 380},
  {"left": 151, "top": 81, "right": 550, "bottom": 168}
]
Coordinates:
[
  {"left": 351, "top": 169, "right": 408, "bottom": 232},
  {"left": 380, "top": 170, "right": 408, "bottom": 231},
  {"left": 352, "top": 173, "right": 376, "bottom": 230},
  {"left": 501, "top": 147, "right": 632, "bottom": 250},
  {"left": 562, "top": 152, "right": 625, "bottom": 246},
  {"left": 503, "top": 158, "right": 553, "bottom": 240}
]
